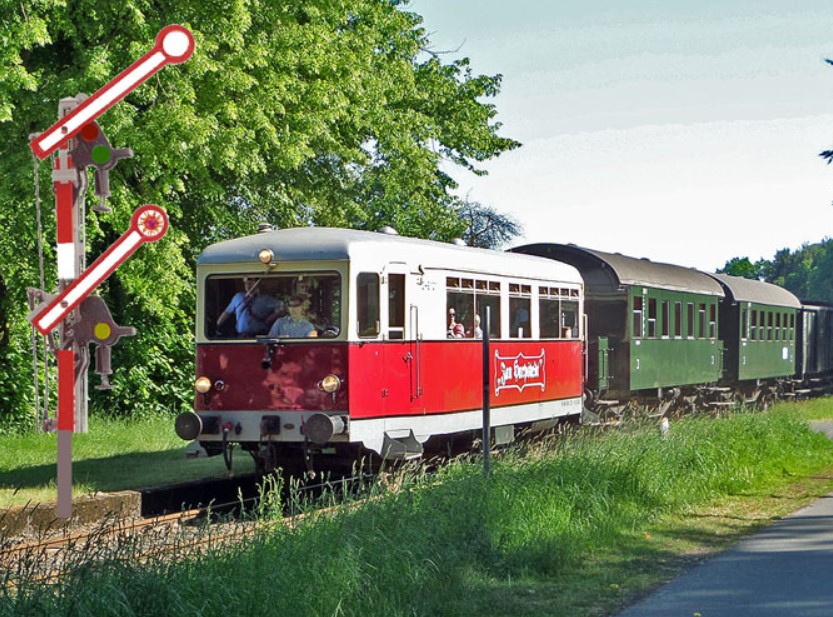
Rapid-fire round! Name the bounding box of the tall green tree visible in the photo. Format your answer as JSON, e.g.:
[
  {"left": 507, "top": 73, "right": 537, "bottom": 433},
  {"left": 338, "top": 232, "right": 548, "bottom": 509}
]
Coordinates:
[
  {"left": 0, "top": 0, "right": 519, "bottom": 429},
  {"left": 717, "top": 256, "right": 762, "bottom": 280}
]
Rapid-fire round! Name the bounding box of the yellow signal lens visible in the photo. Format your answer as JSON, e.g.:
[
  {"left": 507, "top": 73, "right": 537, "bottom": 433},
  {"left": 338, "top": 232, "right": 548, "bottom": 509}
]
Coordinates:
[{"left": 94, "top": 322, "right": 112, "bottom": 341}]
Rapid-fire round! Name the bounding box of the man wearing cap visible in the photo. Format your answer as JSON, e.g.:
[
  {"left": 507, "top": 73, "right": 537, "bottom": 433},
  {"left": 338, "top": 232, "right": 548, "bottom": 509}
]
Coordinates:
[
  {"left": 217, "top": 277, "right": 282, "bottom": 336},
  {"left": 268, "top": 294, "right": 318, "bottom": 338}
]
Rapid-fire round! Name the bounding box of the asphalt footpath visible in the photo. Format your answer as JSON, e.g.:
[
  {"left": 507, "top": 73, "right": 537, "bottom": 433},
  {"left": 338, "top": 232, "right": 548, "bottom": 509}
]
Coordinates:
[{"left": 615, "top": 420, "right": 833, "bottom": 617}]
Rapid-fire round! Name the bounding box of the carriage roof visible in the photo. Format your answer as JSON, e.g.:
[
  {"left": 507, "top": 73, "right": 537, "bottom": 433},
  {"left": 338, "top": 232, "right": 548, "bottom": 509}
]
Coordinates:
[
  {"left": 512, "top": 243, "right": 724, "bottom": 296},
  {"left": 198, "top": 227, "right": 583, "bottom": 285},
  {"left": 709, "top": 273, "right": 801, "bottom": 308}
]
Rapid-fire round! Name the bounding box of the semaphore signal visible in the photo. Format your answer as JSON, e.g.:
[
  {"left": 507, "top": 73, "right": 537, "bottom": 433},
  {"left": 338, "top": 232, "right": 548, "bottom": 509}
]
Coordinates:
[
  {"left": 30, "top": 25, "right": 194, "bottom": 160},
  {"left": 29, "top": 205, "right": 168, "bottom": 336}
]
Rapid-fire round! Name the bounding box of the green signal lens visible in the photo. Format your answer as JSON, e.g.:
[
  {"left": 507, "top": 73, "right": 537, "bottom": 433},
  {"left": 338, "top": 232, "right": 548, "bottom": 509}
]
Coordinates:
[{"left": 91, "top": 144, "right": 111, "bottom": 165}]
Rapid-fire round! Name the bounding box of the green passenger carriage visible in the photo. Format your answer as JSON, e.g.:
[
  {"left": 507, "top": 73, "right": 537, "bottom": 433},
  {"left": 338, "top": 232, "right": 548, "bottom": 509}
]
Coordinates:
[
  {"left": 513, "top": 244, "right": 725, "bottom": 416},
  {"left": 709, "top": 273, "right": 801, "bottom": 404}
]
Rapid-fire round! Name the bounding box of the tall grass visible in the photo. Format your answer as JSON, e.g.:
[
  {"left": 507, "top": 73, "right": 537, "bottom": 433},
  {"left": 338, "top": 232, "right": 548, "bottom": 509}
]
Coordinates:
[{"left": 4, "top": 407, "right": 833, "bottom": 616}]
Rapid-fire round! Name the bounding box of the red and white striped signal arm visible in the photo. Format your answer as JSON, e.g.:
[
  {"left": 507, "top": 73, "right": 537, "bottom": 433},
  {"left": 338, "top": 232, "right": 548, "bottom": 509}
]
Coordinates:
[
  {"left": 29, "top": 25, "right": 194, "bottom": 160},
  {"left": 29, "top": 205, "right": 169, "bottom": 336}
]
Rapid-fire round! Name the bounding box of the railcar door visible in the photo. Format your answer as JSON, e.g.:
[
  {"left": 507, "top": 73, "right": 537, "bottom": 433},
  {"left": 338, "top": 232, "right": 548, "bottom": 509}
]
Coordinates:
[{"left": 381, "top": 264, "right": 425, "bottom": 414}]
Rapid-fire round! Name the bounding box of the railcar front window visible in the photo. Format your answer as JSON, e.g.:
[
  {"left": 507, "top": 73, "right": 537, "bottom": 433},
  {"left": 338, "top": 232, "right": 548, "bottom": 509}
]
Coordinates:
[{"left": 206, "top": 272, "right": 341, "bottom": 340}]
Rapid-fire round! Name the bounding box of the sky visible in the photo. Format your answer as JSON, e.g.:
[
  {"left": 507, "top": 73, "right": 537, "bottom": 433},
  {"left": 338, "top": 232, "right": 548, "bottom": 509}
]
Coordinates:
[{"left": 410, "top": 0, "right": 833, "bottom": 272}]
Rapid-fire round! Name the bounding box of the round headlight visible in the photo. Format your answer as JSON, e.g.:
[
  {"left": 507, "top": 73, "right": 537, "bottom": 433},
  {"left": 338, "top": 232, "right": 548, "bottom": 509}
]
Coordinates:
[
  {"left": 258, "top": 248, "right": 274, "bottom": 264},
  {"left": 318, "top": 374, "right": 341, "bottom": 394},
  {"left": 195, "top": 376, "right": 212, "bottom": 394}
]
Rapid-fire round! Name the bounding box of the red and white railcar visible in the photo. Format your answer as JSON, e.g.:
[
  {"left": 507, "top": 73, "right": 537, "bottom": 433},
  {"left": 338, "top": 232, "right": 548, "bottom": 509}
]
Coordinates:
[{"left": 174, "top": 227, "right": 584, "bottom": 472}]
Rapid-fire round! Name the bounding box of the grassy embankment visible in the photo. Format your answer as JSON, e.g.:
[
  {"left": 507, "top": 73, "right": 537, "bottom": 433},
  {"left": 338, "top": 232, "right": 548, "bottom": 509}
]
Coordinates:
[
  {"left": 0, "top": 414, "right": 254, "bottom": 508},
  {"left": 4, "top": 399, "right": 833, "bottom": 616}
]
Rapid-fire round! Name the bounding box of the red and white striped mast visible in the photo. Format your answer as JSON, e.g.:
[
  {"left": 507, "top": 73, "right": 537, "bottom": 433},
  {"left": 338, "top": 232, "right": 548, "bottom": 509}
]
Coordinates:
[{"left": 28, "top": 25, "right": 194, "bottom": 518}]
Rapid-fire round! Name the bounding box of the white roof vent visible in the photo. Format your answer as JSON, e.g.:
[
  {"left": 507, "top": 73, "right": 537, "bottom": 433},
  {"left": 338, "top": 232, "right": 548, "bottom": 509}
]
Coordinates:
[
  {"left": 451, "top": 238, "right": 467, "bottom": 246},
  {"left": 257, "top": 223, "right": 274, "bottom": 234},
  {"left": 379, "top": 226, "right": 399, "bottom": 235}
]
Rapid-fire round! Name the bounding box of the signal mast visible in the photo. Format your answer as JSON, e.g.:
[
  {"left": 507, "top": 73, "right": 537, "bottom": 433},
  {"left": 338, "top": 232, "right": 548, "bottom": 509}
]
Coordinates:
[{"left": 27, "top": 25, "right": 194, "bottom": 518}]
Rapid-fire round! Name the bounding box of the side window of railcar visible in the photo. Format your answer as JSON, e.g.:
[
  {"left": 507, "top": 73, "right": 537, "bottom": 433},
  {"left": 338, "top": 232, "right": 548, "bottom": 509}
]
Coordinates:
[
  {"left": 508, "top": 283, "right": 532, "bottom": 338},
  {"left": 388, "top": 274, "right": 405, "bottom": 340},
  {"left": 448, "top": 277, "right": 500, "bottom": 338},
  {"left": 561, "top": 297, "right": 579, "bottom": 339},
  {"left": 539, "top": 287, "right": 560, "bottom": 338},
  {"left": 357, "top": 273, "right": 380, "bottom": 338},
  {"left": 698, "top": 303, "right": 706, "bottom": 339},
  {"left": 447, "top": 277, "right": 475, "bottom": 339},
  {"left": 750, "top": 310, "right": 757, "bottom": 341},
  {"left": 647, "top": 298, "right": 657, "bottom": 338}
]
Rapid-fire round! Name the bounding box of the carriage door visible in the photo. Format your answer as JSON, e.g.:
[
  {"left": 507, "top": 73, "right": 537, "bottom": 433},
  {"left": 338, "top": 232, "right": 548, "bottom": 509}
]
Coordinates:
[{"left": 382, "top": 265, "right": 423, "bottom": 411}]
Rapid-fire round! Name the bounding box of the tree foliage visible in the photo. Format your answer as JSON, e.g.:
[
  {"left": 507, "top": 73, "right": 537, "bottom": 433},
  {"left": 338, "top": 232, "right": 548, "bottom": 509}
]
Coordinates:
[
  {"left": 456, "top": 198, "right": 522, "bottom": 249},
  {"left": 722, "top": 239, "right": 833, "bottom": 302},
  {"left": 716, "top": 256, "right": 762, "bottom": 280},
  {"left": 0, "top": 0, "right": 519, "bottom": 429}
]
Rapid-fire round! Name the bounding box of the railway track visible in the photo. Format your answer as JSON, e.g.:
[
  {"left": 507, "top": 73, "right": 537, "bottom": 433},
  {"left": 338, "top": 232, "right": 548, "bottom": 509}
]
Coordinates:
[{"left": 1, "top": 470, "right": 379, "bottom": 588}]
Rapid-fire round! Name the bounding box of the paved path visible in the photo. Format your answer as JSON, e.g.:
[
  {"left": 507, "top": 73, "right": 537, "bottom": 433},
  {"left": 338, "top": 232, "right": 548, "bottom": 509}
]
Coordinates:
[{"left": 616, "top": 421, "right": 833, "bottom": 616}]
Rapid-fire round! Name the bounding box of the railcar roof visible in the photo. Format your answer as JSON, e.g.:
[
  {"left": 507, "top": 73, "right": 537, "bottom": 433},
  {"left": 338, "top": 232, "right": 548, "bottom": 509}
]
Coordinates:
[
  {"left": 709, "top": 273, "right": 802, "bottom": 308},
  {"left": 198, "top": 227, "right": 582, "bottom": 284},
  {"left": 512, "top": 243, "right": 724, "bottom": 296}
]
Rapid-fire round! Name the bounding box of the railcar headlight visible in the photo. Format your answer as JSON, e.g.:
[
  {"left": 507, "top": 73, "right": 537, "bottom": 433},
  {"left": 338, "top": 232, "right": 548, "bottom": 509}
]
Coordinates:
[
  {"left": 318, "top": 374, "right": 341, "bottom": 394},
  {"left": 258, "top": 248, "right": 274, "bottom": 264},
  {"left": 195, "top": 376, "right": 212, "bottom": 394}
]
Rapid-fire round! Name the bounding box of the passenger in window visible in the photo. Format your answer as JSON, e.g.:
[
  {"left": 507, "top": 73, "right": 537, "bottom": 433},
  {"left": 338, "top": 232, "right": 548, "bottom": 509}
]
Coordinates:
[
  {"left": 472, "top": 314, "right": 483, "bottom": 339},
  {"left": 269, "top": 294, "right": 318, "bottom": 338},
  {"left": 448, "top": 308, "right": 465, "bottom": 338},
  {"left": 217, "top": 277, "right": 282, "bottom": 337},
  {"left": 512, "top": 306, "right": 530, "bottom": 338}
]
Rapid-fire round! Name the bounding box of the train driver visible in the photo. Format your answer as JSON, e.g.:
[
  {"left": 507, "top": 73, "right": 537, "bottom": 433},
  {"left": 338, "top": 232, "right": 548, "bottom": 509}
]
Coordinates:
[
  {"left": 269, "top": 294, "right": 318, "bottom": 338},
  {"left": 217, "top": 277, "right": 282, "bottom": 336}
]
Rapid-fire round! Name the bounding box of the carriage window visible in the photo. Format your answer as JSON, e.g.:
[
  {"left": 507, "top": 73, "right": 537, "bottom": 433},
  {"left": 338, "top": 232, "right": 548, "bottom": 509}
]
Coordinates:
[
  {"left": 698, "top": 303, "right": 706, "bottom": 339},
  {"left": 750, "top": 310, "right": 757, "bottom": 341},
  {"left": 647, "top": 298, "right": 657, "bottom": 338},
  {"left": 661, "top": 300, "right": 670, "bottom": 338},
  {"left": 775, "top": 313, "right": 781, "bottom": 341},
  {"left": 674, "top": 302, "right": 682, "bottom": 338},
  {"left": 633, "top": 296, "right": 643, "bottom": 339},
  {"left": 358, "top": 272, "right": 380, "bottom": 338},
  {"left": 741, "top": 307, "right": 748, "bottom": 340},
  {"left": 207, "top": 271, "right": 342, "bottom": 340},
  {"left": 767, "top": 312, "right": 773, "bottom": 341},
  {"left": 687, "top": 303, "right": 694, "bottom": 338},
  {"left": 709, "top": 304, "right": 716, "bottom": 339}
]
